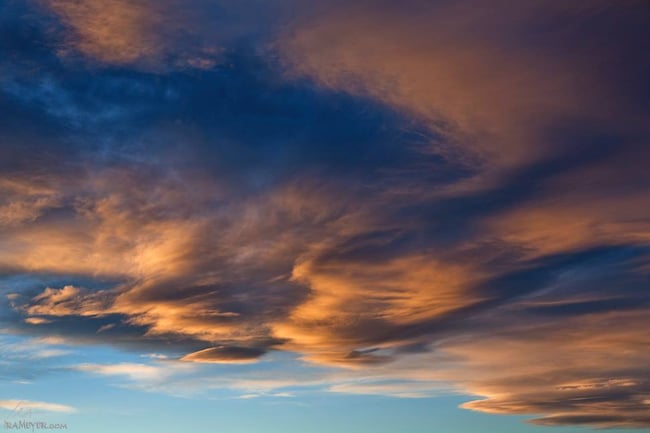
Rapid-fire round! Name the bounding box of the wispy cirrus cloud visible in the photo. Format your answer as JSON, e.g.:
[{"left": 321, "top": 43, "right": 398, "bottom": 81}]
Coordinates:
[
  {"left": 0, "top": 400, "right": 75, "bottom": 414},
  {"left": 73, "top": 362, "right": 175, "bottom": 382}
]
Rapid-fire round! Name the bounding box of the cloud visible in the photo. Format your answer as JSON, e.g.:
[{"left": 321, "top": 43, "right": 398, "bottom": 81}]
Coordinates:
[
  {"left": 1, "top": 0, "right": 649, "bottom": 428},
  {"left": 0, "top": 336, "right": 71, "bottom": 361},
  {"left": 181, "top": 346, "right": 266, "bottom": 364},
  {"left": 24, "top": 317, "right": 52, "bottom": 325},
  {"left": 35, "top": 0, "right": 303, "bottom": 70},
  {"left": 273, "top": 252, "right": 483, "bottom": 366},
  {"left": 27, "top": 286, "right": 108, "bottom": 317},
  {"left": 328, "top": 381, "right": 441, "bottom": 399},
  {"left": 0, "top": 400, "right": 75, "bottom": 413},
  {"left": 0, "top": 178, "right": 60, "bottom": 226},
  {"left": 236, "top": 392, "right": 294, "bottom": 399},
  {"left": 279, "top": 0, "right": 649, "bottom": 171},
  {"left": 4, "top": 128, "right": 649, "bottom": 428},
  {"left": 74, "top": 363, "right": 172, "bottom": 381},
  {"left": 96, "top": 323, "right": 115, "bottom": 333},
  {"left": 39, "top": 0, "right": 222, "bottom": 69},
  {"left": 444, "top": 307, "right": 650, "bottom": 428}
]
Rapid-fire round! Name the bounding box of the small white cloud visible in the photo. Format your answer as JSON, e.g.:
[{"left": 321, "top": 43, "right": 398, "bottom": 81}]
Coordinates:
[
  {"left": 0, "top": 400, "right": 75, "bottom": 413},
  {"left": 74, "top": 363, "right": 168, "bottom": 381},
  {"left": 328, "top": 381, "right": 438, "bottom": 398},
  {"left": 142, "top": 353, "right": 169, "bottom": 360},
  {"left": 236, "top": 392, "right": 294, "bottom": 399}
]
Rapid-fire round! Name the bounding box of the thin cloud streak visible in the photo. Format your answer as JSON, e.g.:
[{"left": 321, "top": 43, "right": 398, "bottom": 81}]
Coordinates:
[{"left": 0, "top": 400, "right": 76, "bottom": 414}]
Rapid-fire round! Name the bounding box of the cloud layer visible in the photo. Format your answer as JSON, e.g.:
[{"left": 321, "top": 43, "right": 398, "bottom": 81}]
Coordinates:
[{"left": 1, "top": 0, "right": 649, "bottom": 429}]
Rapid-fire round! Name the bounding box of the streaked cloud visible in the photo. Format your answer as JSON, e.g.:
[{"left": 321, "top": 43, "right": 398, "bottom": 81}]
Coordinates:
[
  {"left": 0, "top": 400, "right": 76, "bottom": 414},
  {"left": 74, "top": 362, "right": 174, "bottom": 382},
  {"left": 181, "top": 346, "right": 266, "bottom": 364},
  {"left": 1, "top": 0, "right": 649, "bottom": 429}
]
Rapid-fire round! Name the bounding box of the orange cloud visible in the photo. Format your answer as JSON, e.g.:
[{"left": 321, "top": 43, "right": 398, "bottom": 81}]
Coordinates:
[
  {"left": 281, "top": 3, "right": 546, "bottom": 168},
  {"left": 3, "top": 1, "right": 649, "bottom": 427},
  {"left": 181, "top": 346, "right": 265, "bottom": 364},
  {"left": 485, "top": 145, "right": 650, "bottom": 257},
  {"left": 279, "top": 0, "right": 646, "bottom": 173},
  {"left": 447, "top": 310, "right": 650, "bottom": 428},
  {"left": 274, "top": 252, "right": 484, "bottom": 366},
  {"left": 41, "top": 0, "right": 221, "bottom": 68},
  {"left": 7, "top": 168, "right": 339, "bottom": 347},
  {"left": 7, "top": 155, "right": 649, "bottom": 428},
  {"left": 0, "top": 177, "right": 60, "bottom": 226}
]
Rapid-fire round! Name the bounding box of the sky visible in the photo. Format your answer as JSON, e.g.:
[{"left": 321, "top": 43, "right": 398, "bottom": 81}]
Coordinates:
[{"left": 0, "top": 0, "right": 649, "bottom": 432}]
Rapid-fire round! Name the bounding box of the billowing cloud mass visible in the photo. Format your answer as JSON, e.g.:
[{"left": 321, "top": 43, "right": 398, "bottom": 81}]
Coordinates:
[{"left": 1, "top": 0, "right": 649, "bottom": 429}]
